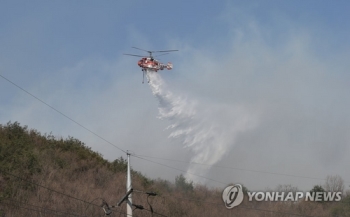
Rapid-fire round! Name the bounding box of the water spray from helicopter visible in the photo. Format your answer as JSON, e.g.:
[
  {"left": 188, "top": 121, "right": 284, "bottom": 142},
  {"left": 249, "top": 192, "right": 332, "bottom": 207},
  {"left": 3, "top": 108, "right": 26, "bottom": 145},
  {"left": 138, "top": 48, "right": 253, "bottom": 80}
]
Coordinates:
[
  {"left": 147, "top": 71, "right": 259, "bottom": 183},
  {"left": 125, "top": 47, "right": 259, "bottom": 183}
]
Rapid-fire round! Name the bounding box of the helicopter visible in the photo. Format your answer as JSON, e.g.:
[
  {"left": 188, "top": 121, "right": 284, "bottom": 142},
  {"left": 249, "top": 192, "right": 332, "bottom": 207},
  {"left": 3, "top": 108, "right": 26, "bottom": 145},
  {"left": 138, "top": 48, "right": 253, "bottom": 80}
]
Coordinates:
[{"left": 124, "top": 47, "right": 178, "bottom": 83}]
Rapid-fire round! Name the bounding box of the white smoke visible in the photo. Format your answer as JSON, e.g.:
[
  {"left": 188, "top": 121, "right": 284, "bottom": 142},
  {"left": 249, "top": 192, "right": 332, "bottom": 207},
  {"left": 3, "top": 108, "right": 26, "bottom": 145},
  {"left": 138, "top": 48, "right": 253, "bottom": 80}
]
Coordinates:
[{"left": 148, "top": 71, "right": 259, "bottom": 183}]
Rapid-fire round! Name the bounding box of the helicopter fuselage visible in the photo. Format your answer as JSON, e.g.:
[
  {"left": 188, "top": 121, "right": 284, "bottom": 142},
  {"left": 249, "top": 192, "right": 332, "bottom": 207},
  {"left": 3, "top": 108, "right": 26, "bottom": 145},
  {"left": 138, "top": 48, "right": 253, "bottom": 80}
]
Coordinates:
[{"left": 137, "top": 57, "right": 171, "bottom": 72}]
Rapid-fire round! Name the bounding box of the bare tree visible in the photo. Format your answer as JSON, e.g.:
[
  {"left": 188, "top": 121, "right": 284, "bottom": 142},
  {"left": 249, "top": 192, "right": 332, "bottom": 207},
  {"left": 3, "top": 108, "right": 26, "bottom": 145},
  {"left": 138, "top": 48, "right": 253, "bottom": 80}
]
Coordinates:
[{"left": 324, "top": 175, "right": 344, "bottom": 193}]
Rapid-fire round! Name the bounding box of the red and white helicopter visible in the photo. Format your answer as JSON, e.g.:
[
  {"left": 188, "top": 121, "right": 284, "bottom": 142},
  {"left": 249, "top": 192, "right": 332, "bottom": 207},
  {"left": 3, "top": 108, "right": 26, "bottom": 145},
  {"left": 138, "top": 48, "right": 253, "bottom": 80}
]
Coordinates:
[{"left": 124, "top": 47, "right": 178, "bottom": 83}]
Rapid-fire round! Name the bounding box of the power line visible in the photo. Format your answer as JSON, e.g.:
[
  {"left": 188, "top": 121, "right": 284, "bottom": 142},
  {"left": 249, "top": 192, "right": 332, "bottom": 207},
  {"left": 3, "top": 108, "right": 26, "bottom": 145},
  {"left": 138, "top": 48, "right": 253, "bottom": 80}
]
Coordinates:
[
  {"left": 2, "top": 72, "right": 347, "bottom": 188},
  {"left": 0, "top": 73, "right": 341, "bottom": 217},
  {"left": 133, "top": 189, "right": 220, "bottom": 205},
  {"left": 133, "top": 190, "right": 320, "bottom": 217},
  {"left": 133, "top": 153, "right": 350, "bottom": 184},
  {"left": 128, "top": 190, "right": 168, "bottom": 217},
  {"left": 132, "top": 155, "right": 227, "bottom": 185},
  {"left": 0, "top": 73, "right": 132, "bottom": 215},
  {"left": 0, "top": 73, "right": 127, "bottom": 154}
]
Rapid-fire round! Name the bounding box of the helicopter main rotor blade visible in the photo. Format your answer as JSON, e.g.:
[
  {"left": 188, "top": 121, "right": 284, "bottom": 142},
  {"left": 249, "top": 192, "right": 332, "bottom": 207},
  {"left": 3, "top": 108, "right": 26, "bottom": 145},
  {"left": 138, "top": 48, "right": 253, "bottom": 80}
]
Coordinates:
[
  {"left": 123, "top": 53, "right": 145, "bottom": 57},
  {"left": 132, "top": 47, "right": 151, "bottom": 53},
  {"left": 132, "top": 47, "right": 179, "bottom": 54},
  {"left": 151, "top": 50, "right": 179, "bottom": 53}
]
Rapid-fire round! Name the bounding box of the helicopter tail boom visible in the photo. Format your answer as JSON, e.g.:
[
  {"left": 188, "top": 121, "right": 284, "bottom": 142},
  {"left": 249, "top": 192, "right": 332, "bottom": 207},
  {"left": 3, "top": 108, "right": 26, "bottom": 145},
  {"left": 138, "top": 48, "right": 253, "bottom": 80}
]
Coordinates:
[{"left": 158, "top": 62, "right": 173, "bottom": 70}]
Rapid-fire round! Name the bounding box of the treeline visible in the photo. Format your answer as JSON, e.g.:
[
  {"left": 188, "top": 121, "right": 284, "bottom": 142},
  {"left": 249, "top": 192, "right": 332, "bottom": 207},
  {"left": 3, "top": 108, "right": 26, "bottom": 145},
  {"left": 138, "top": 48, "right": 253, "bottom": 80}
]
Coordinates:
[{"left": 0, "top": 122, "right": 349, "bottom": 216}]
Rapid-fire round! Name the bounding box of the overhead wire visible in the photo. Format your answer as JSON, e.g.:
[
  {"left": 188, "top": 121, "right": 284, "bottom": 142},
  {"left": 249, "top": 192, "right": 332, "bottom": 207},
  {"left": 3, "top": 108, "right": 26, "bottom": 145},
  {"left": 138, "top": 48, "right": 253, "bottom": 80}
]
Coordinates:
[
  {"left": 135, "top": 152, "right": 350, "bottom": 200},
  {"left": 133, "top": 190, "right": 320, "bottom": 217},
  {"left": 131, "top": 153, "right": 349, "bottom": 216},
  {"left": 84, "top": 197, "right": 105, "bottom": 216},
  {"left": 0, "top": 73, "right": 127, "bottom": 154},
  {"left": 0, "top": 73, "right": 343, "bottom": 217},
  {"left": 0, "top": 74, "right": 134, "bottom": 217},
  {"left": 129, "top": 190, "right": 168, "bottom": 217},
  {"left": 132, "top": 153, "right": 350, "bottom": 184},
  {"left": 2, "top": 72, "right": 348, "bottom": 187},
  {"left": 132, "top": 154, "right": 227, "bottom": 185},
  {"left": 0, "top": 73, "right": 133, "bottom": 216}
]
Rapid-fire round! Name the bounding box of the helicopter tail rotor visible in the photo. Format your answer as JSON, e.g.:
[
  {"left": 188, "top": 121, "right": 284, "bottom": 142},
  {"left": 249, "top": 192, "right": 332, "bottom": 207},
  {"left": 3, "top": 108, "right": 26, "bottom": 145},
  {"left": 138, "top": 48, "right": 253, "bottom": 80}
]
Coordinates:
[{"left": 166, "top": 62, "right": 173, "bottom": 70}]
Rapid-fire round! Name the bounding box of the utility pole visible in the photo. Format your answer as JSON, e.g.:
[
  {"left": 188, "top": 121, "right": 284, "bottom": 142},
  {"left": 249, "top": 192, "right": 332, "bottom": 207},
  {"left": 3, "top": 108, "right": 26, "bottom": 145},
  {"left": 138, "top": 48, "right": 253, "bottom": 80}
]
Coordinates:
[
  {"left": 116, "top": 151, "right": 133, "bottom": 216},
  {"left": 126, "top": 151, "right": 132, "bottom": 216},
  {"left": 117, "top": 152, "right": 161, "bottom": 217}
]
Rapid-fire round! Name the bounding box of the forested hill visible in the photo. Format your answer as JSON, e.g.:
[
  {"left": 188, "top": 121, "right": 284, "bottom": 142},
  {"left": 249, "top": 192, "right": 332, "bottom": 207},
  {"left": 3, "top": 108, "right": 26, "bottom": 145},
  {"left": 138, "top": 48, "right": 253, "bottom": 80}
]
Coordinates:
[
  {"left": 0, "top": 122, "right": 349, "bottom": 217},
  {"left": 0, "top": 122, "right": 223, "bottom": 216}
]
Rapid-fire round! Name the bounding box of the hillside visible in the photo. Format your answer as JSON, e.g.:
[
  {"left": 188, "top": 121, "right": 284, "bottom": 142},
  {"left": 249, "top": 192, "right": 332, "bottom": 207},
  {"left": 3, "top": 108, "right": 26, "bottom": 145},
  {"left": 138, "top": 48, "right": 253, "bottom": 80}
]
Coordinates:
[{"left": 0, "top": 122, "right": 349, "bottom": 217}]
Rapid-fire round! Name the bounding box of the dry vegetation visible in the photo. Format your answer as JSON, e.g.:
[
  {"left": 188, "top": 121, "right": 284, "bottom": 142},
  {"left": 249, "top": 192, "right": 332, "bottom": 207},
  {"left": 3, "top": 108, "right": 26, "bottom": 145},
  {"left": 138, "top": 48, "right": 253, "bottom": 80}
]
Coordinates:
[{"left": 0, "top": 122, "right": 349, "bottom": 216}]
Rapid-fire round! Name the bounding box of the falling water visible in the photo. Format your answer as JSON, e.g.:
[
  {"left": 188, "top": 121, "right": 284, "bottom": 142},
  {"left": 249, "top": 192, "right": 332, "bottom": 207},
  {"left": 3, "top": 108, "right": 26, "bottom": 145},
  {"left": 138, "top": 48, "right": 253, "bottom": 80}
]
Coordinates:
[{"left": 148, "top": 71, "right": 258, "bottom": 183}]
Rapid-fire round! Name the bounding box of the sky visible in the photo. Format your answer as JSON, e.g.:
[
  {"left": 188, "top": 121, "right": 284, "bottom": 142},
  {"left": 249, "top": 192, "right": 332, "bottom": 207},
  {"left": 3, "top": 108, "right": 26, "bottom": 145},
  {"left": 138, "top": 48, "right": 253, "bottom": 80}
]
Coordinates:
[{"left": 1, "top": 0, "right": 350, "bottom": 192}]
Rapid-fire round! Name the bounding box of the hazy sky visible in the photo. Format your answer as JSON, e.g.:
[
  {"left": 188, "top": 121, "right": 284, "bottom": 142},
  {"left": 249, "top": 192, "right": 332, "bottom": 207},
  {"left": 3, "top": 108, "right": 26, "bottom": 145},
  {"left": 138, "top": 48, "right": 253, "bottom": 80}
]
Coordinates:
[{"left": 1, "top": 0, "right": 350, "bottom": 191}]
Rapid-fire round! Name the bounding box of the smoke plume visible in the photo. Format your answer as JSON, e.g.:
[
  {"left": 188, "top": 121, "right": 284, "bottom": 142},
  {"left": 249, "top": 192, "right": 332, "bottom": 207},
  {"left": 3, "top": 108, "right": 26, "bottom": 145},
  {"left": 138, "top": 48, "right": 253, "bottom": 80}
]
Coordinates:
[{"left": 148, "top": 71, "right": 258, "bottom": 183}]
